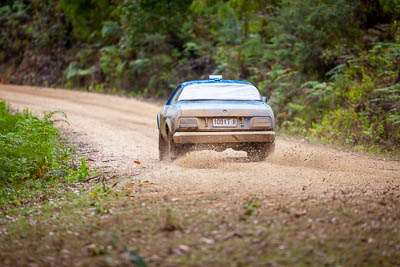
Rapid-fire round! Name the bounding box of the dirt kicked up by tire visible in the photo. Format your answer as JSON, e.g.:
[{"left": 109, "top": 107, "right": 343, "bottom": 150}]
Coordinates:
[{"left": 159, "top": 132, "right": 275, "bottom": 162}]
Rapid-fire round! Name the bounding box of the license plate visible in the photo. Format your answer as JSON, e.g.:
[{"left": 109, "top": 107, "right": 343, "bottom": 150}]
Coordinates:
[{"left": 212, "top": 118, "right": 237, "bottom": 127}]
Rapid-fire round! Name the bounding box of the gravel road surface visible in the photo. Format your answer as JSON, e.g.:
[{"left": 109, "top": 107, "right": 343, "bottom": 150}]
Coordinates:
[{"left": 1, "top": 84, "right": 399, "bottom": 203}]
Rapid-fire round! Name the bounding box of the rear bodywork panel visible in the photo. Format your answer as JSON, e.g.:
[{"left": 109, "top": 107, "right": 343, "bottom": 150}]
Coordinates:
[{"left": 173, "top": 131, "right": 276, "bottom": 144}]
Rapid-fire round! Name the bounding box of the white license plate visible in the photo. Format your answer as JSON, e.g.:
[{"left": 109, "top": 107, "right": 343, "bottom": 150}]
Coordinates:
[{"left": 212, "top": 118, "right": 237, "bottom": 127}]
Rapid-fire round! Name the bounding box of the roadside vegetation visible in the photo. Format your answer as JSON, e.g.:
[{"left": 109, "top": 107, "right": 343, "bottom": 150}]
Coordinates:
[
  {"left": 0, "top": 0, "right": 399, "bottom": 154},
  {"left": 0, "top": 101, "right": 88, "bottom": 209}
]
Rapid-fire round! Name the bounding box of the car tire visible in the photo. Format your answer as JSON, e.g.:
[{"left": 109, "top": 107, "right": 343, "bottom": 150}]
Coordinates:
[
  {"left": 159, "top": 132, "right": 168, "bottom": 161},
  {"left": 167, "top": 132, "right": 178, "bottom": 161},
  {"left": 247, "top": 142, "right": 275, "bottom": 162}
]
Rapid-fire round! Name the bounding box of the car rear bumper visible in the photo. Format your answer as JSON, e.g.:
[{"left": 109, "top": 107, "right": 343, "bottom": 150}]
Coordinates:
[{"left": 173, "top": 131, "right": 275, "bottom": 144}]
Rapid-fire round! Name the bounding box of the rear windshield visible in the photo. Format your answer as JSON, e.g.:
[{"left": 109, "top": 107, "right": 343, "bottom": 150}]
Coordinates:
[{"left": 177, "top": 83, "right": 261, "bottom": 101}]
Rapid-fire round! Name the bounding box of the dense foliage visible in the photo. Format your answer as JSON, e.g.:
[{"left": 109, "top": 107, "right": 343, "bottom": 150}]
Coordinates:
[
  {"left": 0, "top": 0, "right": 399, "bottom": 152},
  {"left": 0, "top": 101, "right": 88, "bottom": 207}
]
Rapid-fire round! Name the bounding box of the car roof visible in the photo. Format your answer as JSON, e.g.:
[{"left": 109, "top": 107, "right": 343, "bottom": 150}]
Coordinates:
[{"left": 180, "top": 80, "right": 252, "bottom": 87}]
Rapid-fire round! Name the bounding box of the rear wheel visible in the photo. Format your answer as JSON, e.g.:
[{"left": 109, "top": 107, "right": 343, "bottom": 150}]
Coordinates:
[
  {"left": 167, "top": 132, "right": 178, "bottom": 161},
  {"left": 247, "top": 142, "right": 275, "bottom": 162},
  {"left": 159, "top": 132, "right": 168, "bottom": 161}
]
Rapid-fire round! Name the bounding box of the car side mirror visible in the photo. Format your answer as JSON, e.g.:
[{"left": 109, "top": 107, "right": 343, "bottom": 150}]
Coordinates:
[{"left": 262, "top": 96, "right": 267, "bottom": 102}]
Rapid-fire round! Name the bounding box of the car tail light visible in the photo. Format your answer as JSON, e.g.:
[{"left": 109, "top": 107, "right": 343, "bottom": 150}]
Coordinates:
[
  {"left": 251, "top": 117, "right": 271, "bottom": 129},
  {"left": 179, "top": 117, "right": 198, "bottom": 129}
]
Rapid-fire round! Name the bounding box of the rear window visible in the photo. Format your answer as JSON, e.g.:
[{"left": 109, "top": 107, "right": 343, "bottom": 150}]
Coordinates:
[{"left": 177, "top": 83, "right": 261, "bottom": 101}]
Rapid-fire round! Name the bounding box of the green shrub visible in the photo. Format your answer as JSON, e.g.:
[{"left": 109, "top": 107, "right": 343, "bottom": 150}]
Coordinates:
[
  {"left": 67, "top": 157, "right": 89, "bottom": 183},
  {"left": 57, "top": 0, "right": 116, "bottom": 41},
  {"left": 0, "top": 101, "right": 72, "bottom": 207}
]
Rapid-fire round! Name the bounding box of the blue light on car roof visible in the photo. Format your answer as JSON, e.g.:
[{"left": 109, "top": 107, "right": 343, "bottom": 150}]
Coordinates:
[{"left": 209, "top": 75, "right": 222, "bottom": 81}]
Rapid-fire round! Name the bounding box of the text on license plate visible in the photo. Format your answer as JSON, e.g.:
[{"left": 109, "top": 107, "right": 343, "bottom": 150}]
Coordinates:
[{"left": 212, "top": 118, "right": 237, "bottom": 127}]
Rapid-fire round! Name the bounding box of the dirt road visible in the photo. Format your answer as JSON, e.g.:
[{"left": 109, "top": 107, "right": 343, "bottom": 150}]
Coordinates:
[
  {"left": 1, "top": 84, "right": 399, "bottom": 201},
  {"left": 1, "top": 84, "right": 400, "bottom": 266}
]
